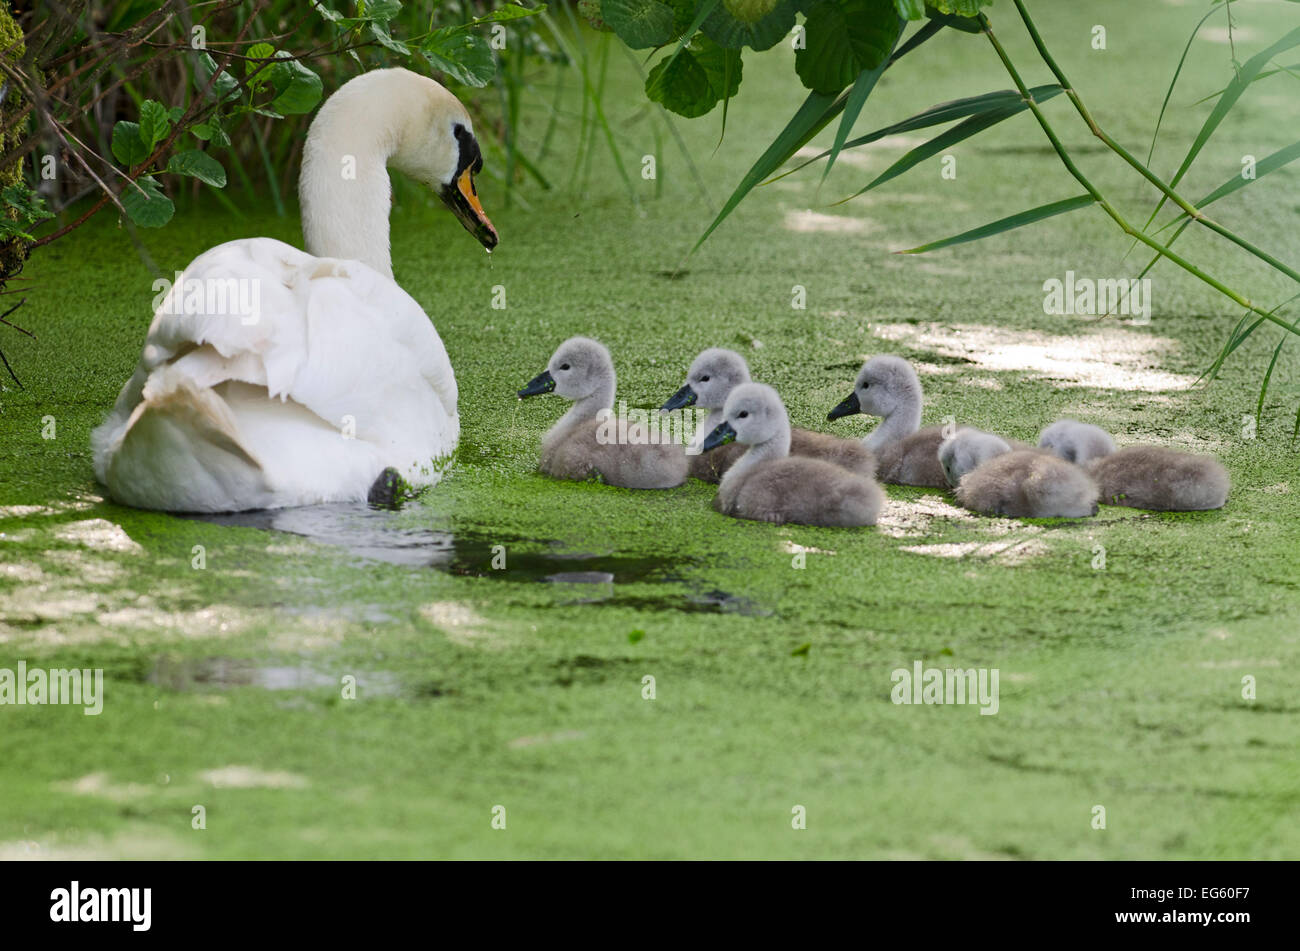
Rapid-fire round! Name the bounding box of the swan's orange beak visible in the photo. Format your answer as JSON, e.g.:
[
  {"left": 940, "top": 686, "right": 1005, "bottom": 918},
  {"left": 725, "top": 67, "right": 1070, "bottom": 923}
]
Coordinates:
[{"left": 442, "top": 168, "right": 498, "bottom": 251}]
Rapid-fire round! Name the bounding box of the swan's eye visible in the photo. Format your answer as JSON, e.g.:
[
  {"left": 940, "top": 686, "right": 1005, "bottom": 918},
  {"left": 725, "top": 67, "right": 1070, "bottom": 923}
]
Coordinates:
[
  {"left": 737, "top": 411, "right": 749, "bottom": 419},
  {"left": 699, "top": 375, "right": 710, "bottom": 382},
  {"left": 559, "top": 364, "right": 570, "bottom": 371}
]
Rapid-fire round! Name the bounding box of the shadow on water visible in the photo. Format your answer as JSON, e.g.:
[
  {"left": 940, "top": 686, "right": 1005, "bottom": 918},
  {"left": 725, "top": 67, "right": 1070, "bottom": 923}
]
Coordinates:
[{"left": 183, "top": 501, "right": 769, "bottom": 616}]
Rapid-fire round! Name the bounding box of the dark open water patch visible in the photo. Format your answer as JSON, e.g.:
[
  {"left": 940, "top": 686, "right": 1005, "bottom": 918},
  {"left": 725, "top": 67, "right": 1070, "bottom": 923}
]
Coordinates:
[{"left": 182, "top": 502, "right": 770, "bottom": 615}]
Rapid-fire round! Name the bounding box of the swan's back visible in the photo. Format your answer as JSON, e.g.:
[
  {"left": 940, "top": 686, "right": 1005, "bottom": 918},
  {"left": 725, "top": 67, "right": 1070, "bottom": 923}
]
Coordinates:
[
  {"left": 92, "top": 237, "right": 458, "bottom": 511},
  {"left": 541, "top": 418, "right": 687, "bottom": 489},
  {"left": 956, "top": 450, "right": 1098, "bottom": 518},
  {"left": 1088, "top": 446, "right": 1229, "bottom": 511},
  {"left": 718, "top": 457, "right": 883, "bottom": 527}
]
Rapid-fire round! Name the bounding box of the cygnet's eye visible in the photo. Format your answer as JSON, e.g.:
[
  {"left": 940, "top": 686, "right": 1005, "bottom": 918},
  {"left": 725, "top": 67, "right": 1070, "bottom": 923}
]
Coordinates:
[
  {"left": 737, "top": 411, "right": 749, "bottom": 419},
  {"left": 699, "top": 375, "right": 710, "bottom": 383},
  {"left": 559, "top": 363, "right": 571, "bottom": 371}
]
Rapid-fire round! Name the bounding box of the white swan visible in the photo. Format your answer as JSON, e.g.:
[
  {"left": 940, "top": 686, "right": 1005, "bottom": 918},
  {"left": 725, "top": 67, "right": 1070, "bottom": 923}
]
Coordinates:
[{"left": 92, "top": 68, "right": 497, "bottom": 512}]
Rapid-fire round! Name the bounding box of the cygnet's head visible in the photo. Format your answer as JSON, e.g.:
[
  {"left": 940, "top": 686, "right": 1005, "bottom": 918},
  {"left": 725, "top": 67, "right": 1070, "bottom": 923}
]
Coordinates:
[
  {"left": 1038, "top": 419, "right": 1116, "bottom": 465},
  {"left": 828, "top": 355, "right": 921, "bottom": 421},
  {"left": 518, "top": 336, "right": 613, "bottom": 402},
  {"left": 702, "top": 382, "right": 787, "bottom": 452},
  {"left": 661, "top": 348, "right": 751, "bottom": 413},
  {"left": 938, "top": 429, "right": 1011, "bottom": 487}
]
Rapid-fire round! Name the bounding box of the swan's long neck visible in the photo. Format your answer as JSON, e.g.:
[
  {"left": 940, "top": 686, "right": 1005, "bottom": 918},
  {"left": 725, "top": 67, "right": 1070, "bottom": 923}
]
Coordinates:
[
  {"left": 299, "top": 85, "right": 406, "bottom": 278},
  {"left": 720, "top": 416, "right": 791, "bottom": 494},
  {"left": 866, "top": 387, "right": 923, "bottom": 451}
]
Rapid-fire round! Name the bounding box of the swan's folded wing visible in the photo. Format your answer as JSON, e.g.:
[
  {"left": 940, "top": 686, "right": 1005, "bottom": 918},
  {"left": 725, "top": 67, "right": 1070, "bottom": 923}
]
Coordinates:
[{"left": 126, "top": 237, "right": 457, "bottom": 435}]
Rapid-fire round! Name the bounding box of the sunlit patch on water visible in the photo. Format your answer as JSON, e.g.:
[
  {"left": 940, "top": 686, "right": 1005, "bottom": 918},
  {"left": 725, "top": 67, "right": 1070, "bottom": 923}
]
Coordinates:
[
  {"left": 53, "top": 519, "right": 143, "bottom": 553},
  {"left": 877, "top": 496, "right": 977, "bottom": 539},
  {"left": 898, "top": 537, "right": 1050, "bottom": 565},
  {"left": 198, "top": 765, "right": 309, "bottom": 789},
  {"left": 872, "top": 321, "right": 1196, "bottom": 391},
  {"left": 784, "top": 208, "right": 877, "bottom": 234}
]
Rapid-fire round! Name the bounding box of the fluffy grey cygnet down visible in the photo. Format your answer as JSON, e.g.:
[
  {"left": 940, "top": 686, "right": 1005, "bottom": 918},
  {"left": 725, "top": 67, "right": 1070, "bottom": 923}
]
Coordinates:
[
  {"left": 1037, "top": 420, "right": 1230, "bottom": 510},
  {"left": 518, "top": 336, "right": 687, "bottom": 489},
  {"left": 662, "top": 347, "right": 875, "bottom": 483},
  {"left": 1037, "top": 419, "right": 1117, "bottom": 465},
  {"left": 937, "top": 429, "right": 1012, "bottom": 489},
  {"left": 702, "top": 383, "right": 883, "bottom": 527},
  {"left": 1089, "top": 446, "right": 1230, "bottom": 511},
  {"left": 827, "top": 354, "right": 955, "bottom": 488},
  {"left": 942, "top": 432, "right": 1099, "bottom": 518}
]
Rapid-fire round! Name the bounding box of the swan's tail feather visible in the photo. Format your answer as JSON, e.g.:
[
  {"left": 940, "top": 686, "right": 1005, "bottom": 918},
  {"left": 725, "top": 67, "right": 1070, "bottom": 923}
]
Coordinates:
[{"left": 95, "top": 370, "right": 275, "bottom": 513}]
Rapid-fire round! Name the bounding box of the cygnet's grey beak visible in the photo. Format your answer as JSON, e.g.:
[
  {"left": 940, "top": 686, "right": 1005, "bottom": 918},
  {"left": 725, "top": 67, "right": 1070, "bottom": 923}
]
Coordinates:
[
  {"left": 660, "top": 384, "right": 697, "bottom": 413},
  {"left": 827, "top": 392, "right": 861, "bottom": 421},
  {"left": 701, "top": 421, "right": 736, "bottom": 453},
  {"left": 518, "top": 370, "right": 555, "bottom": 399}
]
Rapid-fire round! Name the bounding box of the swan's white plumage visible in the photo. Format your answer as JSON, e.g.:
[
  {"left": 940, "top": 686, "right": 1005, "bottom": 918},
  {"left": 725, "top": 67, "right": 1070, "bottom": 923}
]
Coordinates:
[
  {"left": 92, "top": 237, "right": 458, "bottom": 512},
  {"left": 91, "top": 68, "right": 488, "bottom": 513}
]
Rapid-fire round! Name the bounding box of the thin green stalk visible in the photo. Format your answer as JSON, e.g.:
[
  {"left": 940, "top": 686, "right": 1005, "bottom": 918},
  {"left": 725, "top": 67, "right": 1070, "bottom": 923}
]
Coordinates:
[
  {"left": 1009, "top": 0, "right": 1300, "bottom": 288},
  {"left": 980, "top": 17, "right": 1300, "bottom": 338}
]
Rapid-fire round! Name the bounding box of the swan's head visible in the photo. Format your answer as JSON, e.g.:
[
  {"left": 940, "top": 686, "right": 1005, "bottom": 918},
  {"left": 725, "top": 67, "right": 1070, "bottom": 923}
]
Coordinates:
[
  {"left": 703, "top": 382, "right": 786, "bottom": 452},
  {"left": 661, "top": 348, "right": 750, "bottom": 413},
  {"left": 828, "top": 355, "right": 920, "bottom": 421},
  {"left": 391, "top": 73, "right": 498, "bottom": 250},
  {"left": 1038, "top": 419, "right": 1116, "bottom": 465},
  {"left": 518, "top": 336, "right": 613, "bottom": 401},
  {"left": 938, "top": 429, "right": 1011, "bottom": 487}
]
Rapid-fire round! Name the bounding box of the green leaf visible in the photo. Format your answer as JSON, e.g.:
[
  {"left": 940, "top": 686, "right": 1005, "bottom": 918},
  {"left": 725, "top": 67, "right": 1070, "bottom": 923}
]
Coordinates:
[
  {"left": 695, "top": 88, "right": 843, "bottom": 251},
  {"left": 926, "top": 2, "right": 981, "bottom": 31},
  {"left": 369, "top": 21, "right": 411, "bottom": 55},
  {"left": 166, "top": 149, "right": 228, "bottom": 187},
  {"left": 338, "top": 0, "right": 402, "bottom": 24},
  {"left": 703, "top": 0, "right": 798, "bottom": 52},
  {"left": 1256, "top": 335, "right": 1286, "bottom": 429},
  {"left": 2, "top": 183, "right": 54, "bottom": 226},
  {"left": 822, "top": 7, "right": 905, "bottom": 178},
  {"left": 245, "top": 42, "right": 275, "bottom": 68},
  {"left": 138, "top": 100, "right": 171, "bottom": 152},
  {"left": 658, "top": 0, "right": 720, "bottom": 73},
  {"left": 927, "top": 0, "right": 990, "bottom": 15},
  {"left": 646, "top": 36, "right": 742, "bottom": 118},
  {"left": 245, "top": 42, "right": 276, "bottom": 91},
  {"left": 269, "top": 54, "right": 324, "bottom": 114},
  {"left": 839, "top": 102, "right": 1032, "bottom": 201},
  {"left": 121, "top": 176, "right": 175, "bottom": 228},
  {"left": 473, "top": 4, "right": 547, "bottom": 24},
  {"left": 197, "top": 53, "right": 241, "bottom": 103},
  {"left": 603, "top": 0, "right": 678, "bottom": 50},
  {"left": 895, "top": 0, "right": 925, "bottom": 16},
  {"left": 110, "top": 121, "right": 150, "bottom": 167},
  {"left": 1136, "top": 139, "right": 1300, "bottom": 282},
  {"left": 900, "top": 194, "right": 1094, "bottom": 254},
  {"left": 421, "top": 31, "right": 496, "bottom": 88},
  {"left": 775, "top": 84, "right": 1062, "bottom": 182},
  {"left": 366, "top": 0, "right": 402, "bottom": 20},
  {"left": 797, "top": 0, "right": 900, "bottom": 95},
  {"left": 1142, "top": 23, "right": 1300, "bottom": 231}
]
